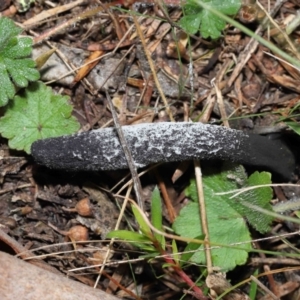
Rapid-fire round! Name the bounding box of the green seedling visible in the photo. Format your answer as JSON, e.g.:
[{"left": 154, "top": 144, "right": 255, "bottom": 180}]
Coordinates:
[{"left": 107, "top": 187, "right": 206, "bottom": 297}]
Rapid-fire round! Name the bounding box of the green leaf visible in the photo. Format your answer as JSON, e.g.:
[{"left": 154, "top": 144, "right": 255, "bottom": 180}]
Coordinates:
[
  {"left": 132, "top": 205, "right": 152, "bottom": 237},
  {"left": 172, "top": 239, "right": 180, "bottom": 264},
  {"left": 151, "top": 186, "right": 165, "bottom": 247},
  {"left": 231, "top": 171, "right": 273, "bottom": 233},
  {"left": 0, "top": 81, "right": 80, "bottom": 153},
  {"left": 173, "top": 164, "right": 273, "bottom": 271},
  {"left": 106, "top": 230, "right": 151, "bottom": 242},
  {"left": 173, "top": 163, "right": 253, "bottom": 271},
  {"left": 107, "top": 230, "right": 156, "bottom": 252},
  {"left": 179, "top": 14, "right": 202, "bottom": 35},
  {"left": 284, "top": 120, "right": 300, "bottom": 135},
  {"left": 174, "top": 203, "right": 250, "bottom": 271},
  {"left": 181, "top": 235, "right": 205, "bottom": 267},
  {"left": 179, "top": 0, "right": 241, "bottom": 39},
  {"left": 249, "top": 269, "right": 259, "bottom": 300},
  {"left": 0, "top": 17, "right": 40, "bottom": 106},
  {"left": 151, "top": 186, "right": 163, "bottom": 231}
]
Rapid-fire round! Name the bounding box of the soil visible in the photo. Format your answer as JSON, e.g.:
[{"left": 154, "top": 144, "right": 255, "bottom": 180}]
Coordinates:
[{"left": 1, "top": 0, "right": 300, "bottom": 299}]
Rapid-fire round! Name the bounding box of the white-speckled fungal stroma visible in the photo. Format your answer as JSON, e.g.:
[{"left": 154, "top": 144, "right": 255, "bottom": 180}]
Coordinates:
[{"left": 31, "top": 122, "right": 295, "bottom": 180}]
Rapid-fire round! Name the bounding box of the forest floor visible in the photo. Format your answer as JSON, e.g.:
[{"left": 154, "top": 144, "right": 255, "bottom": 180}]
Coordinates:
[{"left": 1, "top": 0, "right": 300, "bottom": 299}]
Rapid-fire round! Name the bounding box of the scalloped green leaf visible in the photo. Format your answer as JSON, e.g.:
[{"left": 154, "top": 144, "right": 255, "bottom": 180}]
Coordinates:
[
  {"left": 232, "top": 171, "right": 273, "bottom": 233},
  {"left": 173, "top": 163, "right": 273, "bottom": 271},
  {"left": 179, "top": 0, "right": 241, "bottom": 39},
  {"left": 0, "top": 17, "right": 40, "bottom": 106},
  {"left": 0, "top": 81, "right": 80, "bottom": 153}
]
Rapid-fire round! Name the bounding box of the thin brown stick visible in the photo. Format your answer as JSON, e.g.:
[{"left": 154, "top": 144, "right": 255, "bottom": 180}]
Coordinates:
[
  {"left": 95, "top": 186, "right": 132, "bottom": 287},
  {"left": 194, "top": 160, "right": 213, "bottom": 274},
  {"left": 154, "top": 169, "right": 177, "bottom": 223},
  {"left": 23, "top": 0, "right": 86, "bottom": 27},
  {"left": 105, "top": 91, "right": 145, "bottom": 211},
  {"left": 132, "top": 14, "right": 174, "bottom": 122},
  {"left": 33, "top": 3, "right": 120, "bottom": 44}
]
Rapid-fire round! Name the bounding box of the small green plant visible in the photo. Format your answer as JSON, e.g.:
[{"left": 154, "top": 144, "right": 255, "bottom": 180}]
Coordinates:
[
  {"left": 179, "top": 0, "right": 241, "bottom": 39},
  {"left": 108, "top": 164, "right": 275, "bottom": 289},
  {"left": 0, "top": 81, "right": 80, "bottom": 153},
  {"left": 173, "top": 163, "right": 273, "bottom": 271},
  {"left": 276, "top": 102, "right": 300, "bottom": 136},
  {"left": 107, "top": 187, "right": 207, "bottom": 298},
  {"left": 0, "top": 17, "right": 80, "bottom": 153},
  {"left": 107, "top": 186, "right": 167, "bottom": 255},
  {"left": 0, "top": 17, "right": 40, "bottom": 106}
]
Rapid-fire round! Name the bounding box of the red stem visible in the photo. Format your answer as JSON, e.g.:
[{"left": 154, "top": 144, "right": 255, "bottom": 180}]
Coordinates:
[{"left": 153, "top": 240, "right": 208, "bottom": 300}]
